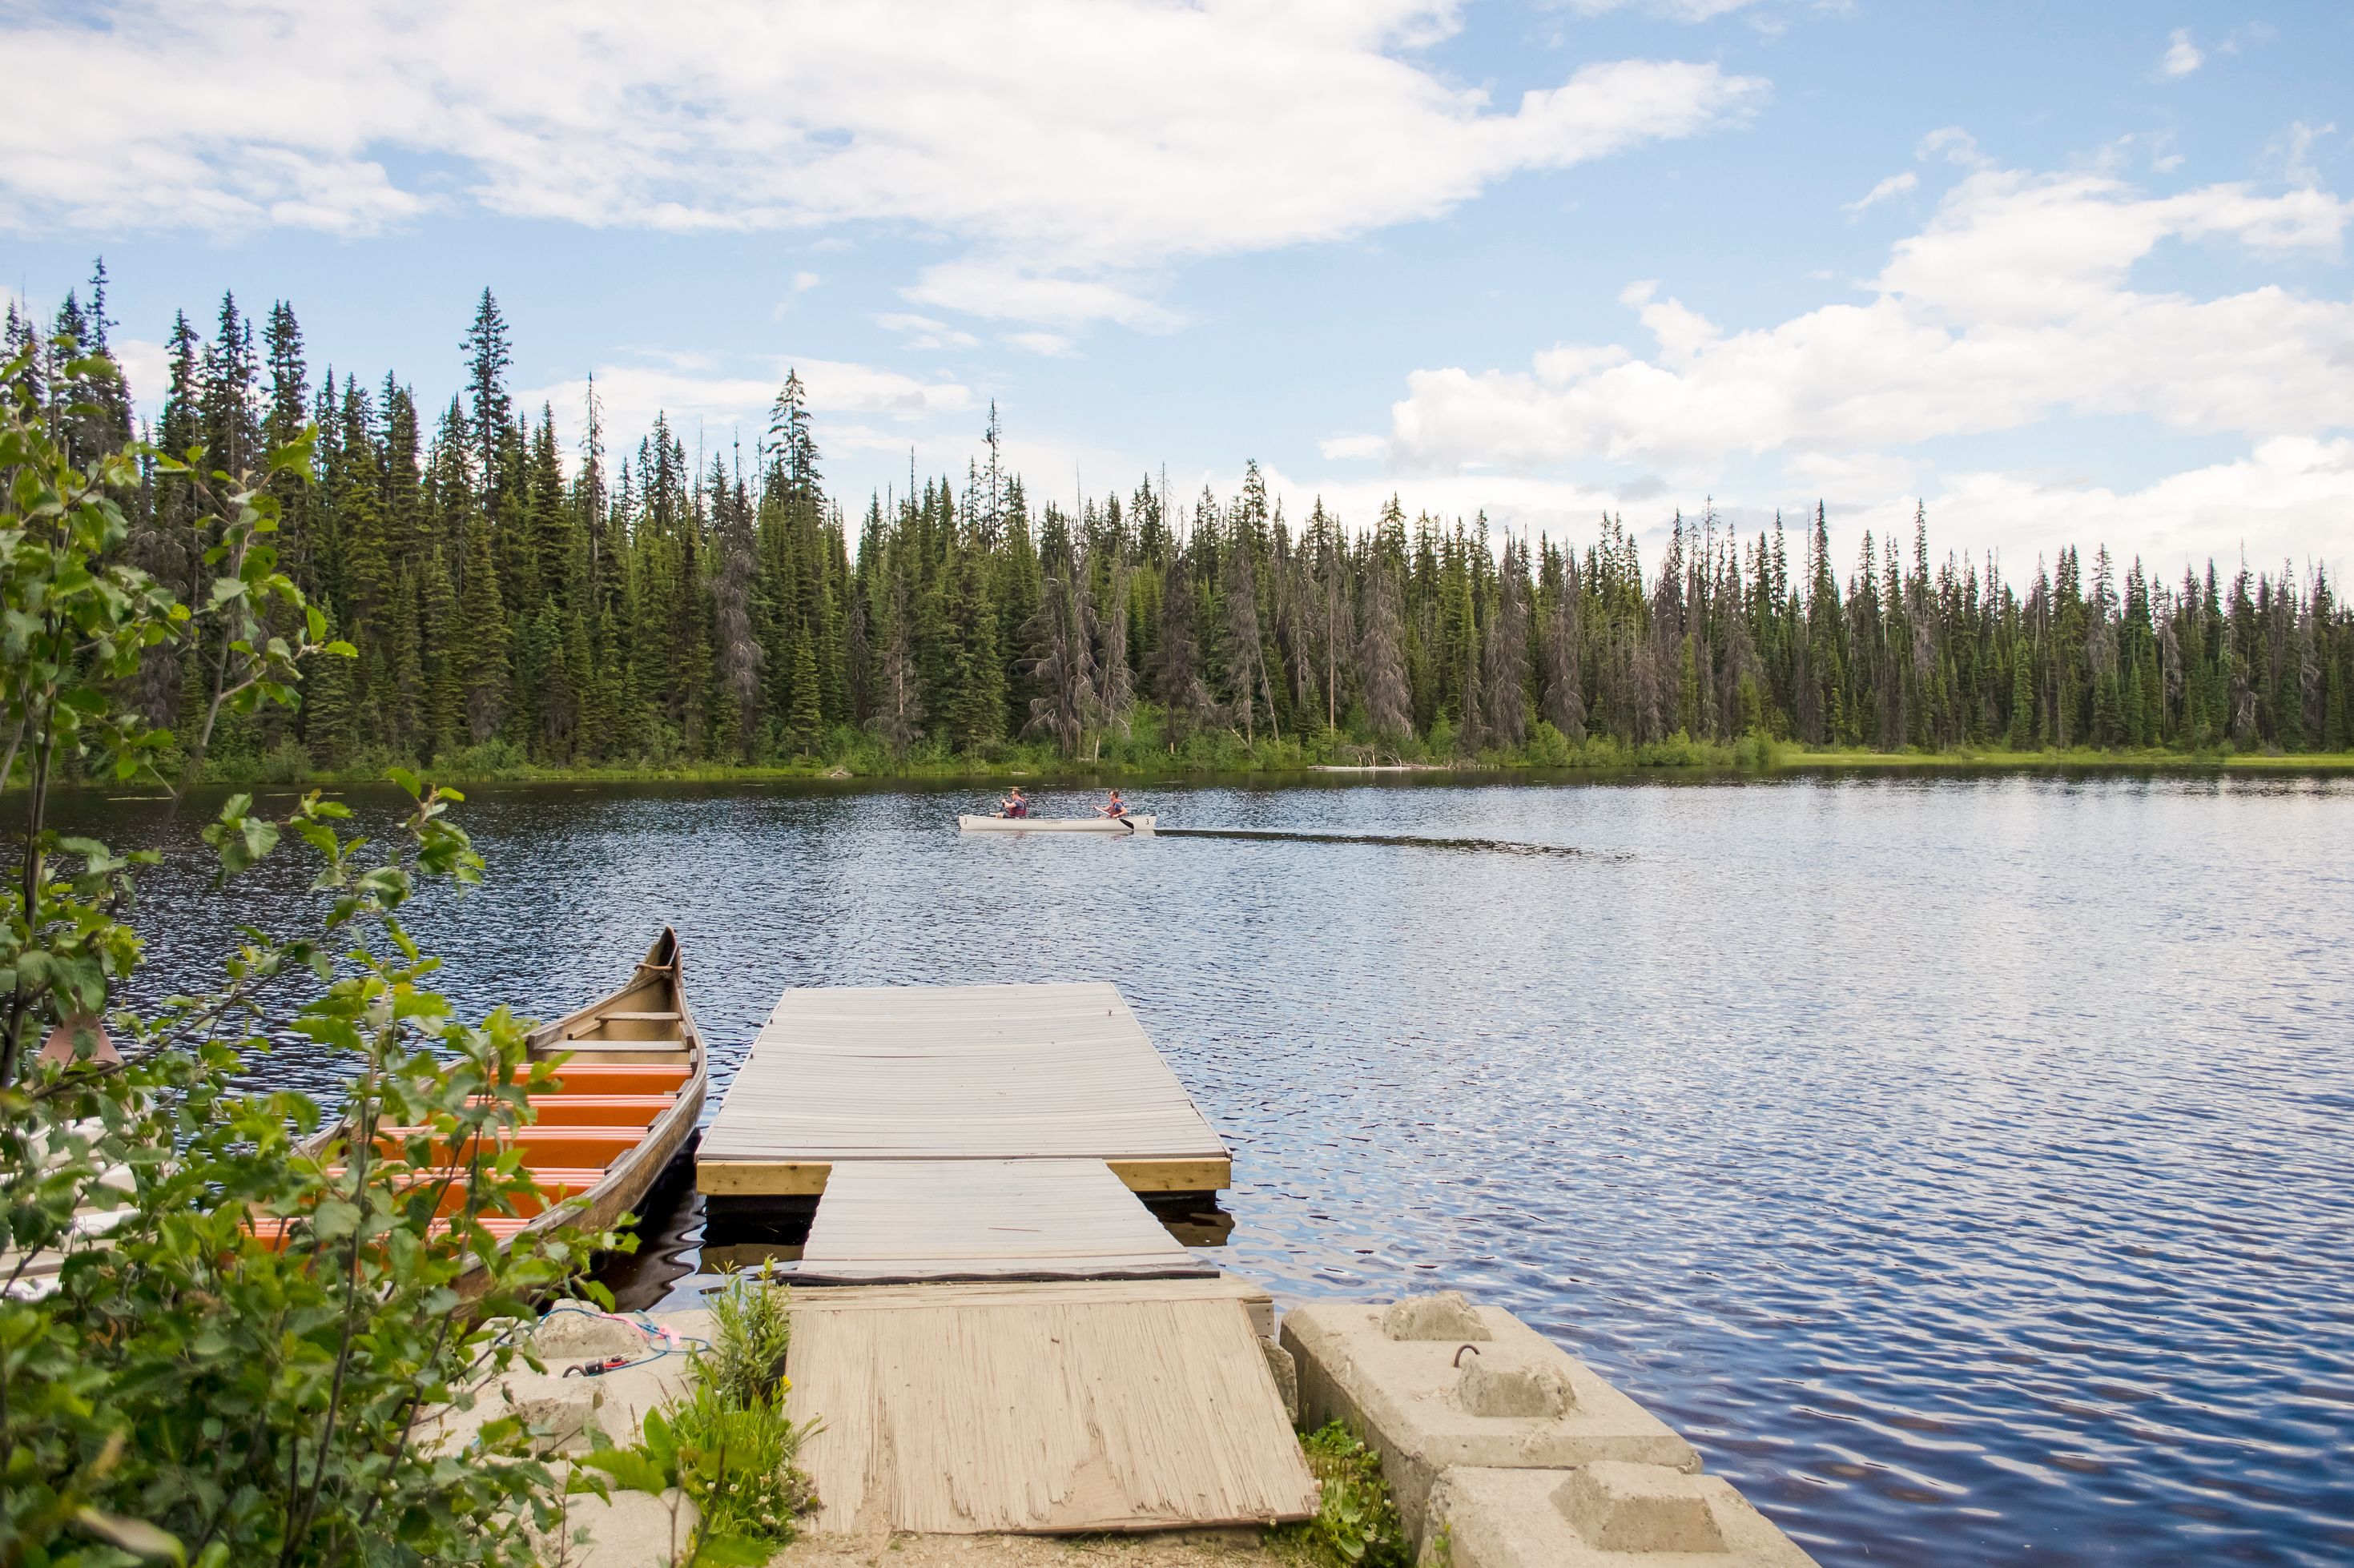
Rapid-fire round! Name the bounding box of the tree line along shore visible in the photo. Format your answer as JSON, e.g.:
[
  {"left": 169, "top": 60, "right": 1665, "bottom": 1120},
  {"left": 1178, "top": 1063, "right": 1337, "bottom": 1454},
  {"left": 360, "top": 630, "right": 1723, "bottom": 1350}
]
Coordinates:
[{"left": 14, "top": 268, "right": 2354, "bottom": 793}]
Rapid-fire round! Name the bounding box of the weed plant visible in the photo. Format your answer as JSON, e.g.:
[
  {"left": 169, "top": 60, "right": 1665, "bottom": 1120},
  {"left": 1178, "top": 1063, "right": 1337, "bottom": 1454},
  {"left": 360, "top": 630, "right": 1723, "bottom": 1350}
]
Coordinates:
[
  {"left": 1268, "top": 1421, "right": 1414, "bottom": 1568},
  {"left": 577, "top": 1270, "right": 819, "bottom": 1565}
]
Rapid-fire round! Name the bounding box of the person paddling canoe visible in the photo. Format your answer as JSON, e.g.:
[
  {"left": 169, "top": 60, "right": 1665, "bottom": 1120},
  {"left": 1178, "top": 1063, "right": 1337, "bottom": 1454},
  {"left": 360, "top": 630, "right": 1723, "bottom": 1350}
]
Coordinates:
[
  {"left": 1097, "top": 790, "right": 1129, "bottom": 819},
  {"left": 996, "top": 786, "right": 1031, "bottom": 819}
]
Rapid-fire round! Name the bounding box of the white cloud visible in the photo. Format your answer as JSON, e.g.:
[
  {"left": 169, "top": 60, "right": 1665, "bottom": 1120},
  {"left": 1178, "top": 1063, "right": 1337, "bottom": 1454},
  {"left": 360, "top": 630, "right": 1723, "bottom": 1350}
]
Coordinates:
[
  {"left": 2277, "top": 121, "right": 2337, "bottom": 188},
  {"left": 904, "top": 263, "right": 1182, "bottom": 332},
  {"left": 112, "top": 337, "right": 168, "bottom": 399},
  {"left": 1387, "top": 167, "right": 2354, "bottom": 476},
  {"left": 0, "top": 1, "right": 1763, "bottom": 330},
  {"left": 873, "top": 312, "right": 980, "bottom": 351},
  {"left": 1343, "top": 158, "right": 2354, "bottom": 573},
  {"left": 1841, "top": 170, "right": 1917, "bottom": 217},
  {"left": 1916, "top": 126, "right": 1992, "bottom": 169},
  {"left": 2161, "top": 28, "right": 2203, "bottom": 78},
  {"left": 522, "top": 356, "right": 972, "bottom": 464},
  {"left": 1925, "top": 436, "right": 2354, "bottom": 574},
  {"left": 1003, "top": 332, "right": 1076, "bottom": 358},
  {"left": 791, "top": 271, "right": 821, "bottom": 292},
  {"left": 1551, "top": 0, "right": 1760, "bottom": 19},
  {"left": 1320, "top": 435, "right": 1392, "bottom": 461},
  {"left": 1254, "top": 437, "right": 2352, "bottom": 583}
]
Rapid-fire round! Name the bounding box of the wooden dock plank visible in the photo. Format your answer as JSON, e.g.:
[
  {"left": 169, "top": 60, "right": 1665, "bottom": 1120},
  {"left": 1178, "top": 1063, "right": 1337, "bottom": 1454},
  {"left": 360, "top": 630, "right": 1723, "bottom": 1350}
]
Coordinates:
[
  {"left": 785, "top": 1282, "right": 1317, "bottom": 1534},
  {"left": 698, "top": 982, "right": 1227, "bottom": 1173},
  {"left": 792, "top": 1159, "right": 1212, "bottom": 1283}
]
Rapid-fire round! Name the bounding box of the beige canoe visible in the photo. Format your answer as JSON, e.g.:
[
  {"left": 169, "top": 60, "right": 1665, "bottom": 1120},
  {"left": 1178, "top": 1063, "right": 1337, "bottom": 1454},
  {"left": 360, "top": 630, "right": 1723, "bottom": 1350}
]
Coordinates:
[{"left": 957, "top": 814, "right": 1157, "bottom": 835}]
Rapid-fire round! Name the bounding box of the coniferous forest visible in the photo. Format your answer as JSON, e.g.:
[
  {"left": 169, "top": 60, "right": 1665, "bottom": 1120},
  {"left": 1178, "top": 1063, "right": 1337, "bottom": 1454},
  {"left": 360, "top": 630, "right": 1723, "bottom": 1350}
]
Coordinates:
[{"left": 13, "top": 268, "right": 2354, "bottom": 782}]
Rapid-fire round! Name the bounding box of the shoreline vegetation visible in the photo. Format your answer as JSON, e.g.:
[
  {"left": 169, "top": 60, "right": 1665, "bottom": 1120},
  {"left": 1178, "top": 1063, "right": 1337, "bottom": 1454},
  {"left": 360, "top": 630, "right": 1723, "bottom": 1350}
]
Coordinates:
[
  {"left": 104, "top": 724, "right": 2354, "bottom": 792},
  {"left": 10, "top": 272, "right": 2352, "bottom": 810}
]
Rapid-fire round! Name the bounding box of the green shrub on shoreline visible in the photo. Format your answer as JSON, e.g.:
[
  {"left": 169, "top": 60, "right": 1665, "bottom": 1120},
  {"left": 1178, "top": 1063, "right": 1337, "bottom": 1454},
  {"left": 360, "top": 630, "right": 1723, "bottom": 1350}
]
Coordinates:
[
  {"left": 127, "top": 721, "right": 2354, "bottom": 790},
  {"left": 2, "top": 340, "right": 619, "bottom": 1565}
]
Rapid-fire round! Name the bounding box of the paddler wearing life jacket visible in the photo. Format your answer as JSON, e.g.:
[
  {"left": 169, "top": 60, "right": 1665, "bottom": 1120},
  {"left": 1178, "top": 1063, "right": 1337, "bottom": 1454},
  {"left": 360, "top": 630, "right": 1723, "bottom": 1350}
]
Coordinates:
[
  {"left": 1097, "top": 790, "right": 1128, "bottom": 819},
  {"left": 998, "top": 786, "right": 1030, "bottom": 818}
]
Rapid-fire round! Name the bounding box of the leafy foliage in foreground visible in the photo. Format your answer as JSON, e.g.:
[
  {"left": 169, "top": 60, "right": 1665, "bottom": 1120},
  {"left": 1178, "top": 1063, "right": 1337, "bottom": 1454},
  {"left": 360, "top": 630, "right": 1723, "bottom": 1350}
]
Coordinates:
[
  {"left": 2, "top": 337, "right": 621, "bottom": 1566},
  {"left": 1268, "top": 1421, "right": 1413, "bottom": 1568},
  {"left": 576, "top": 1270, "right": 819, "bottom": 1566}
]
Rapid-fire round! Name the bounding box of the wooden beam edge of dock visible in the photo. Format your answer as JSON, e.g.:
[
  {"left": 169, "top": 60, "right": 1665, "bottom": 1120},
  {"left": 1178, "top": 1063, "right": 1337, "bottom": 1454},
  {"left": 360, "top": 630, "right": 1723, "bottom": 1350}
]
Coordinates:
[{"left": 696, "top": 1155, "right": 1232, "bottom": 1197}]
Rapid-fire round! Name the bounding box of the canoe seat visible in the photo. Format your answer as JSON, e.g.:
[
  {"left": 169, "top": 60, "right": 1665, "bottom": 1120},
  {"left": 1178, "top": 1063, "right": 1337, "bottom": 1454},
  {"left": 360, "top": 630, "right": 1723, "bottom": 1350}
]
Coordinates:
[
  {"left": 589, "top": 1011, "right": 682, "bottom": 1023},
  {"left": 247, "top": 1212, "right": 540, "bottom": 1248},
  {"left": 519, "top": 1093, "right": 676, "bottom": 1128},
  {"left": 377, "top": 1124, "right": 651, "bottom": 1167},
  {"left": 543, "top": 1063, "right": 694, "bottom": 1095},
  {"left": 546, "top": 1038, "right": 691, "bottom": 1053},
  {"left": 459, "top": 1093, "right": 676, "bottom": 1126},
  {"left": 325, "top": 1165, "right": 609, "bottom": 1216}
]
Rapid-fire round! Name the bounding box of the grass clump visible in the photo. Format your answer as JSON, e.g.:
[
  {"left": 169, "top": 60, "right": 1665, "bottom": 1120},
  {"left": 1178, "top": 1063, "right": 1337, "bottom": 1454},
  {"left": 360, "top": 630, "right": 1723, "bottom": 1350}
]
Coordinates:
[
  {"left": 706, "top": 1262, "right": 795, "bottom": 1405},
  {"left": 1268, "top": 1421, "right": 1414, "bottom": 1568},
  {"left": 577, "top": 1270, "right": 820, "bottom": 1565}
]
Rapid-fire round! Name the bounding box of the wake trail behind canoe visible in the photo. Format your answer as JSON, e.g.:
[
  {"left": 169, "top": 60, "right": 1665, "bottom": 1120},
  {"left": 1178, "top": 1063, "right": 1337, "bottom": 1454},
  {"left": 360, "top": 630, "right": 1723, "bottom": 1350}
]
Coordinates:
[{"left": 1153, "top": 826, "right": 1593, "bottom": 858}]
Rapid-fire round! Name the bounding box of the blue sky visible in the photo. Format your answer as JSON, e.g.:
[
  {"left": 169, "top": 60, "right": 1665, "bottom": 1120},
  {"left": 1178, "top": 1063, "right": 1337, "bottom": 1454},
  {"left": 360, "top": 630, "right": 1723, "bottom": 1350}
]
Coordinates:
[{"left": 4, "top": 2, "right": 2349, "bottom": 578}]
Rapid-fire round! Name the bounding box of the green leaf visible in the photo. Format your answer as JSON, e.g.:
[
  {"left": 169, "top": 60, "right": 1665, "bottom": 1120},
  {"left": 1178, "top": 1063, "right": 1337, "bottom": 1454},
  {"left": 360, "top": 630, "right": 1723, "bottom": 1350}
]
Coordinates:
[
  {"left": 642, "top": 1405, "right": 676, "bottom": 1465},
  {"left": 311, "top": 1198, "right": 363, "bottom": 1240},
  {"left": 691, "top": 1534, "right": 778, "bottom": 1567},
  {"left": 576, "top": 1447, "right": 670, "bottom": 1496}
]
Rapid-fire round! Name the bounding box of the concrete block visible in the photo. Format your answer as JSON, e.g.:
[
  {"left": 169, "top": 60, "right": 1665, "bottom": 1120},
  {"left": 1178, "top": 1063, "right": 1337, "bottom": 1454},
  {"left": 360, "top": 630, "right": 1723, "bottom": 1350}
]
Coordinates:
[
  {"left": 1383, "top": 1292, "right": 1491, "bottom": 1342},
  {"left": 1558, "top": 1462, "right": 1724, "bottom": 1552},
  {"left": 533, "top": 1309, "right": 650, "bottom": 1363},
  {"left": 1282, "top": 1302, "right": 1698, "bottom": 1543},
  {"left": 1424, "top": 1465, "right": 1817, "bottom": 1566},
  {"left": 1456, "top": 1357, "right": 1573, "bottom": 1420}
]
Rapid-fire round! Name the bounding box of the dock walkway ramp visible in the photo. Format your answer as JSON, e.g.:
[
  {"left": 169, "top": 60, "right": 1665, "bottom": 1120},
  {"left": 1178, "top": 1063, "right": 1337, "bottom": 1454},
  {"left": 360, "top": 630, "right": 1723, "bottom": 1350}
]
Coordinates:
[{"left": 698, "top": 982, "right": 1312, "bottom": 1533}]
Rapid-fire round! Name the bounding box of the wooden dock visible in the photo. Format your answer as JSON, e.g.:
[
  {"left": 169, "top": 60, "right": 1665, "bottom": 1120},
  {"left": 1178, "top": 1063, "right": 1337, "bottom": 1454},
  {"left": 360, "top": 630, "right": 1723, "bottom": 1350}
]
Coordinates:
[
  {"left": 698, "top": 980, "right": 1310, "bottom": 1534},
  {"left": 786, "top": 1276, "right": 1310, "bottom": 1534},
  {"left": 698, "top": 982, "right": 1232, "bottom": 1202},
  {"left": 795, "top": 1157, "right": 1213, "bottom": 1285}
]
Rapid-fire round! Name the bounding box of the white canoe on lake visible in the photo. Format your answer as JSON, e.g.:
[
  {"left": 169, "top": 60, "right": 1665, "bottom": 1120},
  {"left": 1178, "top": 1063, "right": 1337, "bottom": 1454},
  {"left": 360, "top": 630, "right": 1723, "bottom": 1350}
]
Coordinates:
[{"left": 958, "top": 814, "right": 1157, "bottom": 835}]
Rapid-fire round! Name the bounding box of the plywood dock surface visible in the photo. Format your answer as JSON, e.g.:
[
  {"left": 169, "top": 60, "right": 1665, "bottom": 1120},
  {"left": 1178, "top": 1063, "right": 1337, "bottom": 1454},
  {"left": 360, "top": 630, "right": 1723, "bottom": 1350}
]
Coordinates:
[
  {"left": 785, "top": 1278, "right": 1317, "bottom": 1534},
  {"left": 699, "top": 982, "right": 1226, "bottom": 1166},
  {"left": 793, "top": 1158, "right": 1213, "bottom": 1284}
]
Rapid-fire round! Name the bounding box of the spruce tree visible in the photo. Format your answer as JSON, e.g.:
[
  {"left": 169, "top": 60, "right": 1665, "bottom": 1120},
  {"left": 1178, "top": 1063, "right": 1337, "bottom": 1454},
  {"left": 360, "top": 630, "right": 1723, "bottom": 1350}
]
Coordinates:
[
  {"left": 420, "top": 547, "right": 464, "bottom": 761},
  {"left": 302, "top": 603, "right": 360, "bottom": 767},
  {"left": 461, "top": 288, "right": 513, "bottom": 499},
  {"left": 457, "top": 515, "right": 509, "bottom": 744}
]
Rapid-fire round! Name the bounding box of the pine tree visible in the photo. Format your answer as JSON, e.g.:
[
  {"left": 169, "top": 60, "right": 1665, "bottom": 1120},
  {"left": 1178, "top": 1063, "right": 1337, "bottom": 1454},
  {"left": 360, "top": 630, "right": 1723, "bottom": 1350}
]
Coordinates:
[
  {"left": 303, "top": 603, "right": 360, "bottom": 767},
  {"left": 1358, "top": 565, "right": 1411, "bottom": 750},
  {"left": 461, "top": 288, "right": 513, "bottom": 500},
  {"left": 866, "top": 570, "right": 924, "bottom": 758},
  {"left": 457, "top": 515, "right": 509, "bottom": 744},
  {"left": 1486, "top": 538, "right": 1529, "bottom": 746}
]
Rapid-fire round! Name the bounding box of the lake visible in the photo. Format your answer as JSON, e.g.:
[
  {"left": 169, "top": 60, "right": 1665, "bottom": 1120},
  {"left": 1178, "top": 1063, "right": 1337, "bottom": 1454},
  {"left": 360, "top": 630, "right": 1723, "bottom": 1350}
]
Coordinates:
[{"left": 62, "top": 771, "right": 2354, "bottom": 1566}]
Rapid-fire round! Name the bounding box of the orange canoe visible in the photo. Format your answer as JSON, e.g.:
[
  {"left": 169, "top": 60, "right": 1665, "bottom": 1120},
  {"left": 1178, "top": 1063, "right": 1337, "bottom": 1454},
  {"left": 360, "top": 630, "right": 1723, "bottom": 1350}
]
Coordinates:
[{"left": 284, "top": 929, "right": 708, "bottom": 1293}]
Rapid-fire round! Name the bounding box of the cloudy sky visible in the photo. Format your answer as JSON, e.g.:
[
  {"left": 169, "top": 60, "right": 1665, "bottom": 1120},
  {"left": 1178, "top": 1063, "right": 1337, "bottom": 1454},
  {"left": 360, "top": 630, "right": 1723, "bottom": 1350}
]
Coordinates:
[{"left": 4, "top": 1, "right": 2349, "bottom": 578}]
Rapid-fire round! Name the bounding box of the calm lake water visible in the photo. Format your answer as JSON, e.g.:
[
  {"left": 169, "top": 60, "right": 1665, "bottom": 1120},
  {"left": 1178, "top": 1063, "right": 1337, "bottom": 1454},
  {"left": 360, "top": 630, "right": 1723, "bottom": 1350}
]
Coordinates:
[{"left": 61, "top": 772, "right": 2354, "bottom": 1566}]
